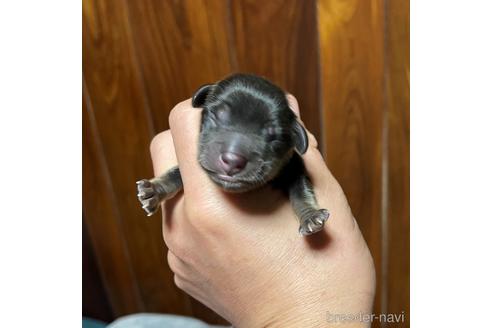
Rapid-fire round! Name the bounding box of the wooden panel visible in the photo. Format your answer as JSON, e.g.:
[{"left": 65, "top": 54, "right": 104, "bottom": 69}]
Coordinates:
[
  {"left": 82, "top": 215, "right": 114, "bottom": 322},
  {"left": 386, "top": 0, "right": 410, "bottom": 326},
  {"left": 83, "top": 0, "right": 192, "bottom": 315},
  {"left": 83, "top": 86, "right": 143, "bottom": 315},
  {"left": 125, "top": 0, "right": 234, "bottom": 133},
  {"left": 317, "top": 0, "right": 386, "bottom": 325},
  {"left": 123, "top": 0, "right": 233, "bottom": 323},
  {"left": 230, "top": 0, "right": 322, "bottom": 144}
]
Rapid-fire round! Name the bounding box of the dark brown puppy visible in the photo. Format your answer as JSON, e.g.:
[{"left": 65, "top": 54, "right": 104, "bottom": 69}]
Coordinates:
[{"left": 137, "top": 74, "right": 329, "bottom": 235}]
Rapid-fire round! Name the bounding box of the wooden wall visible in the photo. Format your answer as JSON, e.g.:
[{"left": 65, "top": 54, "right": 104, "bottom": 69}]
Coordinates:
[{"left": 83, "top": 0, "right": 409, "bottom": 326}]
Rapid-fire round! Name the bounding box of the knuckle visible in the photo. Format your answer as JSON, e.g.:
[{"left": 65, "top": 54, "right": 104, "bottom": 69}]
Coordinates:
[
  {"left": 150, "top": 130, "right": 171, "bottom": 155},
  {"left": 286, "top": 93, "right": 301, "bottom": 116},
  {"left": 173, "top": 275, "right": 186, "bottom": 290},
  {"left": 161, "top": 214, "right": 176, "bottom": 247},
  {"left": 305, "top": 144, "right": 322, "bottom": 161},
  {"left": 168, "top": 107, "right": 180, "bottom": 128},
  {"left": 166, "top": 238, "right": 189, "bottom": 262},
  {"left": 166, "top": 250, "right": 181, "bottom": 274},
  {"left": 286, "top": 93, "right": 297, "bottom": 102},
  {"left": 286, "top": 93, "right": 298, "bottom": 105},
  {"left": 161, "top": 219, "right": 175, "bottom": 247},
  {"left": 307, "top": 132, "right": 318, "bottom": 149},
  {"left": 168, "top": 100, "right": 191, "bottom": 129},
  {"left": 162, "top": 225, "right": 190, "bottom": 261}
]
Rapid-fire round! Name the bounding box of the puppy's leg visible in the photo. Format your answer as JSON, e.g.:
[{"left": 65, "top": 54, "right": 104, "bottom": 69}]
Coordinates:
[
  {"left": 289, "top": 174, "right": 330, "bottom": 236},
  {"left": 136, "top": 166, "right": 182, "bottom": 216}
]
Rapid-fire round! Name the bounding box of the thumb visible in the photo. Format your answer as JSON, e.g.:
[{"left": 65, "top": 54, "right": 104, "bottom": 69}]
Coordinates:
[{"left": 168, "top": 99, "right": 219, "bottom": 202}]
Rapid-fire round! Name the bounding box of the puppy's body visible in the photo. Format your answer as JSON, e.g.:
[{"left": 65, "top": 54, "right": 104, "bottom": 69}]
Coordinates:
[{"left": 137, "top": 74, "right": 329, "bottom": 235}]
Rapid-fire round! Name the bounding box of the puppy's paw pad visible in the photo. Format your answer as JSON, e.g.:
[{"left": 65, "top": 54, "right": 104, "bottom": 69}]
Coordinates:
[
  {"left": 299, "top": 209, "right": 329, "bottom": 236},
  {"left": 136, "top": 179, "right": 160, "bottom": 216}
]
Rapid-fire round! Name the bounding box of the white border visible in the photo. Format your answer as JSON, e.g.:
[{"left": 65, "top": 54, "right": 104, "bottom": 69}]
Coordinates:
[
  {"left": 0, "top": 1, "right": 81, "bottom": 326},
  {"left": 412, "top": 1, "right": 492, "bottom": 326}
]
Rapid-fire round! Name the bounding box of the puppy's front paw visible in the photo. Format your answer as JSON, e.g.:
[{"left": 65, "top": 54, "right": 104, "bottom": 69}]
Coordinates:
[
  {"left": 299, "top": 209, "right": 330, "bottom": 236},
  {"left": 136, "top": 179, "right": 161, "bottom": 216}
]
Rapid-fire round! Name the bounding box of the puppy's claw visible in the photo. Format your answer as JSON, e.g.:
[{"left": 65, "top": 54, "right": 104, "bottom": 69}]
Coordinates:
[
  {"left": 142, "top": 203, "right": 158, "bottom": 216},
  {"left": 136, "top": 178, "right": 161, "bottom": 216},
  {"left": 136, "top": 179, "right": 152, "bottom": 188},
  {"left": 137, "top": 187, "right": 154, "bottom": 200},
  {"left": 299, "top": 209, "right": 330, "bottom": 236}
]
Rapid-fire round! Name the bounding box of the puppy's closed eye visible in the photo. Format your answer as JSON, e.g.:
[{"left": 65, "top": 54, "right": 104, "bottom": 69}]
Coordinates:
[
  {"left": 213, "top": 107, "right": 229, "bottom": 123},
  {"left": 266, "top": 126, "right": 283, "bottom": 141}
]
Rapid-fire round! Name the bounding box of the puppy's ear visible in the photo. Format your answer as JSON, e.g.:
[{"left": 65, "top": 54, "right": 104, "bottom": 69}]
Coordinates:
[
  {"left": 192, "top": 84, "right": 215, "bottom": 108},
  {"left": 292, "top": 120, "right": 309, "bottom": 154}
]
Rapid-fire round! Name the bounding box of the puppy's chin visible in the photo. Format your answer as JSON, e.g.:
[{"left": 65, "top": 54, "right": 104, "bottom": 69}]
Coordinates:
[{"left": 207, "top": 173, "right": 263, "bottom": 193}]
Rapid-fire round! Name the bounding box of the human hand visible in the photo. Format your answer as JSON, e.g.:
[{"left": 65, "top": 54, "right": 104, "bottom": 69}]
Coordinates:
[{"left": 150, "top": 96, "right": 376, "bottom": 328}]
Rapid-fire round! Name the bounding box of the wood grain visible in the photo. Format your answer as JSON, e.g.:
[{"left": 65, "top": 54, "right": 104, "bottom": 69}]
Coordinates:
[
  {"left": 83, "top": 215, "right": 114, "bottom": 322},
  {"left": 317, "top": 0, "right": 386, "bottom": 325},
  {"left": 125, "top": 0, "right": 234, "bottom": 133},
  {"left": 386, "top": 0, "right": 410, "bottom": 326},
  {"left": 83, "top": 0, "right": 192, "bottom": 315},
  {"left": 83, "top": 86, "right": 143, "bottom": 315},
  {"left": 230, "top": 0, "right": 322, "bottom": 145}
]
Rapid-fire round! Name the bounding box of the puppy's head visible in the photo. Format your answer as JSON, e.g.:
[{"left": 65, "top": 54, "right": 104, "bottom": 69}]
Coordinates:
[{"left": 192, "top": 74, "right": 308, "bottom": 192}]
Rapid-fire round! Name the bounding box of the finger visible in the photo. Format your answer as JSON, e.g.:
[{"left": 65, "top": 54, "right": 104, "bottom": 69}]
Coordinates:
[
  {"left": 286, "top": 93, "right": 300, "bottom": 117},
  {"left": 285, "top": 94, "right": 330, "bottom": 187},
  {"left": 303, "top": 147, "right": 338, "bottom": 193},
  {"left": 149, "top": 129, "right": 187, "bottom": 241},
  {"left": 286, "top": 94, "right": 318, "bottom": 149},
  {"left": 168, "top": 99, "right": 217, "bottom": 201},
  {"left": 150, "top": 130, "right": 178, "bottom": 176},
  {"left": 305, "top": 130, "right": 319, "bottom": 149}
]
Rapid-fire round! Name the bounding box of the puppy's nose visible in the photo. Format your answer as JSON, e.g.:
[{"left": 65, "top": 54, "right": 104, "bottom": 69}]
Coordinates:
[{"left": 219, "top": 152, "right": 247, "bottom": 176}]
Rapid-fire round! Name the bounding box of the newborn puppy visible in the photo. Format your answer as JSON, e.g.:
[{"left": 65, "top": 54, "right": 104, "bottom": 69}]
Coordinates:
[{"left": 137, "top": 74, "right": 329, "bottom": 235}]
